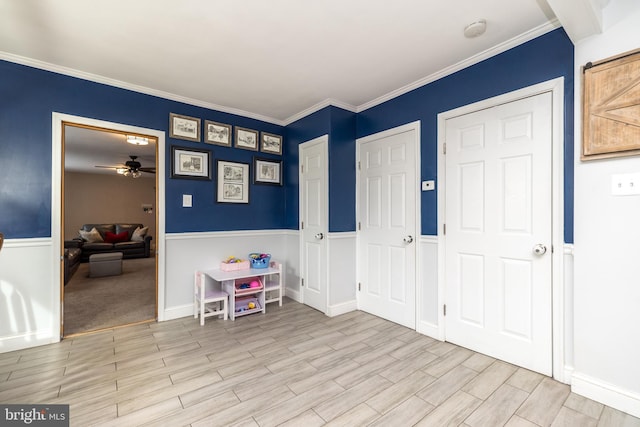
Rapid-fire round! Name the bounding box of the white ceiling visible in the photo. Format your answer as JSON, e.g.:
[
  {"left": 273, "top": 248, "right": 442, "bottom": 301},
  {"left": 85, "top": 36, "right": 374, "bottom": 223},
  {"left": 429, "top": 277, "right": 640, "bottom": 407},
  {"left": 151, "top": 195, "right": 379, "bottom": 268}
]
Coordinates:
[{"left": 0, "top": 0, "right": 604, "bottom": 173}]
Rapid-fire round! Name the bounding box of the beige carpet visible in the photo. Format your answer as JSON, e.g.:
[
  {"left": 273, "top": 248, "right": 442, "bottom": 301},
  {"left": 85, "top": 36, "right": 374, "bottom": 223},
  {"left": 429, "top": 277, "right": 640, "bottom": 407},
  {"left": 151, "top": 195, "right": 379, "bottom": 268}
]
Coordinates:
[{"left": 63, "top": 257, "right": 156, "bottom": 336}]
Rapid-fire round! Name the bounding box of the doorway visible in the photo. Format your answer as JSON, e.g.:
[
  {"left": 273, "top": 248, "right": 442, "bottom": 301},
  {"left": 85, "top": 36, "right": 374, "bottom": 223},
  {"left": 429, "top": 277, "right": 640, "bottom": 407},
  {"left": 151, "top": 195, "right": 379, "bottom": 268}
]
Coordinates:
[
  {"left": 437, "top": 78, "right": 566, "bottom": 378},
  {"left": 52, "top": 113, "right": 166, "bottom": 338},
  {"left": 299, "top": 135, "right": 329, "bottom": 314},
  {"left": 356, "top": 121, "right": 420, "bottom": 329}
]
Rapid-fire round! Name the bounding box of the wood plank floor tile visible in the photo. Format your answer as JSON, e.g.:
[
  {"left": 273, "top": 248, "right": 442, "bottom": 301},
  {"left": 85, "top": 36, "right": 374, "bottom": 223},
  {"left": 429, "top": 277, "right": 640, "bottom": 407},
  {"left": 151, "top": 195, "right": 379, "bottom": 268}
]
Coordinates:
[
  {"left": 1, "top": 298, "right": 635, "bottom": 426},
  {"left": 417, "top": 364, "right": 479, "bottom": 406},
  {"left": 414, "top": 390, "right": 482, "bottom": 426},
  {"left": 368, "top": 396, "right": 434, "bottom": 427},
  {"left": 464, "top": 383, "right": 529, "bottom": 427},
  {"left": 551, "top": 406, "right": 599, "bottom": 427},
  {"left": 323, "top": 403, "right": 380, "bottom": 427},
  {"left": 366, "top": 371, "right": 436, "bottom": 414},
  {"left": 462, "top": 360, "right": 518, "bottom": 400},
  {"left": 313, "top": 375, "right": 392, "bottom": 422},
  {"left": 516, "top": 377, "right": 571, "bottom": 426}
]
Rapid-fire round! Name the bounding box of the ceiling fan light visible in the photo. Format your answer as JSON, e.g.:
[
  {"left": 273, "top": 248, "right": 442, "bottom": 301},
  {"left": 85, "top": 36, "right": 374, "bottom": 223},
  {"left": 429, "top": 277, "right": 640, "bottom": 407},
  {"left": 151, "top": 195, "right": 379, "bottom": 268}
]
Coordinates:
[
  {"left": 126, "top": 135, "right": 149, "bottom": 146},
  {"left": 132, "top": 170, "right": 142, "bottom": 178},
  {"left": 116, "top": 167, "right": 128, "bottom": 175}
]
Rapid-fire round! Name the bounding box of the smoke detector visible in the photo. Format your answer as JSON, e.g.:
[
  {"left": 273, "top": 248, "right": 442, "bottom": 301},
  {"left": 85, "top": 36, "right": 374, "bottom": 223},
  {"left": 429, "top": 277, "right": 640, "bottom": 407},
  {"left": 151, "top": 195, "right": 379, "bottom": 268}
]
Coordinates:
[{"left": 464, "top": 20, "right": 487, "bottom": 38}]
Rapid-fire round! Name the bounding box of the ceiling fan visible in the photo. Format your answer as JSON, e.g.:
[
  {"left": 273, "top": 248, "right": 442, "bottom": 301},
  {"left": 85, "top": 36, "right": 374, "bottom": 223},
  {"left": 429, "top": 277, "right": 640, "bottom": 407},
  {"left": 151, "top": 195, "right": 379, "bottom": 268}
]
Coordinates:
[{"left": 95, "top": 155, "right": 155, "bottom": 178}]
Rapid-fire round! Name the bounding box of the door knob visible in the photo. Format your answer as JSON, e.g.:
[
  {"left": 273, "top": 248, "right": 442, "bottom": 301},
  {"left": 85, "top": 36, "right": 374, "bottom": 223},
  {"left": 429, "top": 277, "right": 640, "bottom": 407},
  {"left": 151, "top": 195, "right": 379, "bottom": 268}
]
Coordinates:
[
  {"left": 533, "top": 244, "right": 547, "bottom": 255},
  {"left": 315, "top": 232, "right": 324, "bottom": 240},
  {"left": 403, "top": 235, "right": 414, "bottom": 244}
]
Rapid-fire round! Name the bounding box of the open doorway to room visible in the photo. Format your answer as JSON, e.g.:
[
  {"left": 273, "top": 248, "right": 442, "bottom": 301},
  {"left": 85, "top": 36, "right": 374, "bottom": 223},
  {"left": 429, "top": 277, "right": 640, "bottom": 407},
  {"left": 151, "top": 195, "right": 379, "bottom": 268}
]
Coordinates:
[{"left": 62, "top": 123, "right": 158, "bottom": 336}]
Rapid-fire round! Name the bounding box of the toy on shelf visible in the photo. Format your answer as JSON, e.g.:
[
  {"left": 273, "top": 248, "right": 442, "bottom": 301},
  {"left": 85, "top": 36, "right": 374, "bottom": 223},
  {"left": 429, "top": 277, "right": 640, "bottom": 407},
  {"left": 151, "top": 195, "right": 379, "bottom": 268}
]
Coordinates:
[
  {"left": 220, "top": 256, "right": 250, "bottom": 271},
  {"left": 249, "top": 253, "right": 271, "bottom": 269}
]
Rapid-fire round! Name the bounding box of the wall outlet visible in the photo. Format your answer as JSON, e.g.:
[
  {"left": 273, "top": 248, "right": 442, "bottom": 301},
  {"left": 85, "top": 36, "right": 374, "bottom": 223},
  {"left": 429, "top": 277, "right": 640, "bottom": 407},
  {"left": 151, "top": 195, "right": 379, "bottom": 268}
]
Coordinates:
[
  {"left": 182, "top": 194, "right": 193, "bottom": 207},
  {"left": 611, "top": 173, "right": 640, "bottom": 196},
  {"left": 422, "top": 180, "right": 435, "bottom": 191}
]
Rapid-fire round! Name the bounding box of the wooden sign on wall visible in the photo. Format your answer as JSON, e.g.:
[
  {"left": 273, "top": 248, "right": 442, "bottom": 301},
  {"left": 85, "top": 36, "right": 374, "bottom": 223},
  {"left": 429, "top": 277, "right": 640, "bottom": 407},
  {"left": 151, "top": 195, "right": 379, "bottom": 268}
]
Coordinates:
[{"left": 582, "top": 48, "right": 640, "bottom": 160}]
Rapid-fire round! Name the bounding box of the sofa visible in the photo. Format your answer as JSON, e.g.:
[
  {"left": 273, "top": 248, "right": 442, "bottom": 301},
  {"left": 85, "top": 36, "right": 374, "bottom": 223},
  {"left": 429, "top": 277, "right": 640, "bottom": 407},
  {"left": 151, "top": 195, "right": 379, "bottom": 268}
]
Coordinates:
[
  {"left": 64, "top": 247, "right": 82, "bottom": 285},
  {"left": 66, "top": 223, "right": 153, "bottom": 263}
]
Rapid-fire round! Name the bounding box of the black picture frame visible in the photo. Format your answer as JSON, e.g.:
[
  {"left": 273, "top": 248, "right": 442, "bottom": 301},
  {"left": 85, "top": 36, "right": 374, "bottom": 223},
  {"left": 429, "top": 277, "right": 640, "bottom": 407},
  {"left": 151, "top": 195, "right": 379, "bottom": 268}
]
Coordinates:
[
  {"left": 170, "top": 146, "right": 212, "bottom": 180},
  {"left": 253, "top": 157, "right": 282, "bottom": 186}
]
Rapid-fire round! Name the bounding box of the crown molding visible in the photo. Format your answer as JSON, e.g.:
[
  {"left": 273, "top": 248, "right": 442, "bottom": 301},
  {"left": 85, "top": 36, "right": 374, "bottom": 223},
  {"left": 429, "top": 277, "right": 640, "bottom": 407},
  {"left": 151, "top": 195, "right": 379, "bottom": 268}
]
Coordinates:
[
  {"left": 1, "top": 20, "right": 561, "bottom": 128},
  {"left": 357, "top": 19, "right": 561, "bottom": 113},
  {"left": 0, "top": 51, "right": 286, "bottom": 126},
  {"left": 283, "top": 98, "right": 357, "bottom": 126}
]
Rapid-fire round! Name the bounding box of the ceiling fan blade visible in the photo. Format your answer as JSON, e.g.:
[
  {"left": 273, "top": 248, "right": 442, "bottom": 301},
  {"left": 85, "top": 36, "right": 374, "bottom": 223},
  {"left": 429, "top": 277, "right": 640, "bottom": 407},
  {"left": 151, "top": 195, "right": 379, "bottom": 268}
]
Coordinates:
[
  {"left": 139, "top": 167, "right": 156, "bottom": 173},
  {"left": 95, "top": 165, "right": 122, "bottom": 169}
]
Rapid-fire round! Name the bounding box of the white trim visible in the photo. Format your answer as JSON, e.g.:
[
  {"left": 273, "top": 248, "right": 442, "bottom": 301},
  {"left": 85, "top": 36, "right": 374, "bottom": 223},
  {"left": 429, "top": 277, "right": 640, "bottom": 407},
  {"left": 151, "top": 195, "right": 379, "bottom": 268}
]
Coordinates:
[
  {"left": 437, "top": 77, "right": 566, "bottom": 380},
  {"left": 327, "top": 300, "right": 358, "bottom": 317},
  {"left": 0, "top": 330, "right": 61, "bottom": 353},
  {"left": 165, "top": 229, "right": 297, "bottom": 240},
  {"left": 299, "top": 135, "right": 330, "bottom": 313},
  {"left": 162, "top": 304, "right": 194, "bottom": 322},
  {"left": 3, "top": 21, "right": 559, "bottom": 127},
  {"left": 283, "top": 98, "right": 357, "bottom": 126},
  {"left": 327, "top": 231, "right": 357, "bottom": 240},
  {"left": 52, "top": 113, "right": 167, "bottom": 328},
  {"left": 355, "top": 121, "right": 421, "bottom": 328},
  {"left": 572, "top": 372, "right": 640, "bottom": 418},
  {"left": 285, "top": 287, "right": 302, "bottom": 303},
  {"left": 0, "top": 238, "right": 52, "bottom": 248},
  {"left": 357, "top": 21, "right": 561, "bottom": 113},
  {"left": 1, "top": 51, "right": 284, "bottom": 126},
  {"left": 420, "top": 235, "right": 439, "bottom": 244},
  {"left": 564, "top": 243, "right": 575, "bottom": 255}
]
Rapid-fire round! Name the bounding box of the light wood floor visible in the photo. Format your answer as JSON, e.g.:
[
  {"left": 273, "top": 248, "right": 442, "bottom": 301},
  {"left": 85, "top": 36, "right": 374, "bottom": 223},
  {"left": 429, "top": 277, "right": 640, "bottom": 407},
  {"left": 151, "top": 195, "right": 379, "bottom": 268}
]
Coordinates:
[{"left": 1, "top": 299, "right": 638, "bottom": 427}]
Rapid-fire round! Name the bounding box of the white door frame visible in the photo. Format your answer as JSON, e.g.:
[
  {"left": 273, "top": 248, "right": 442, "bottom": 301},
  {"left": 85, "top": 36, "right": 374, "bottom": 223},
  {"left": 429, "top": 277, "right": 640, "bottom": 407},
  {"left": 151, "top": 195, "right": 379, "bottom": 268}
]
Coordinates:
[
  {"left": 52, "top": 113, "right": 167, "bottom": 335},
  {"left": 355, "top": 121, "right": 421, "bottom": 324},
  {"left": 437, "top": 78, "right": 567, "bottom": 382},
  {"left": 298, "top": 135, "right": 329, "bottom": 313}
]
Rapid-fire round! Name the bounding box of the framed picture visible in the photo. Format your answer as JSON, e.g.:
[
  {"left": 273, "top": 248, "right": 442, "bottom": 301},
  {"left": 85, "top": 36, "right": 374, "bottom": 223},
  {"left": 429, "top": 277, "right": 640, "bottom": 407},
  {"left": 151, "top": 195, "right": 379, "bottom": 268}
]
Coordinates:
[
  {"left": 582, "top": 48, "right": 640, "bottom": 160},
  {"left": 260, "top": 132, "right": 283, "bottom": 155},
  {"left": 171, "top": 146, "right": 211, "bottom": 180},
  {"left": 204, "top": 120, "right": 232, "bottom": 147},
  {"left": 254, "top": 157, "right": 282, "bottom": 186},
  {"left": 235, "top": 127, "right": 259, "bottom": 151},
  {"left": 170, "top": 113, "right": 201, "bottom": 142},
  {"left": 217, "top": 160, "right": 249, "bottom": 203}
]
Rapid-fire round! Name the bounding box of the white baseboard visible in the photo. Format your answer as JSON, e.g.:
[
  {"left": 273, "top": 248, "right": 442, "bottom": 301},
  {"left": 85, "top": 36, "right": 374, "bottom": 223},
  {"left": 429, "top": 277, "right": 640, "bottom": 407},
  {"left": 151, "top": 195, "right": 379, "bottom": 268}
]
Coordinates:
[
  {"left": 162, "top": 304, "right": 194, "bottom": 321},
  {"left": 0, "top": 329, "right": 59, "bottom": 353},
  {"left": 572, "top": 372, "right": 640, "bottom": 418},
  {"left": 417, "top": 320, "right": 443, "bottom": 341},
  {"left": 285, "top": 288, "right": 301, "bottom": 303},
  {"left": 327, "top": 300, "right": 357, "bottom": 317}
]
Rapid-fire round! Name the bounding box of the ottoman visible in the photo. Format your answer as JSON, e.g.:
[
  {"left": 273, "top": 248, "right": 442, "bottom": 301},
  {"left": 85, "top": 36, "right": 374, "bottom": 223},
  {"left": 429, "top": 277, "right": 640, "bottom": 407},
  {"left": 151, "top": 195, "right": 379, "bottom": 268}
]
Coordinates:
[{"left": 89, "top": 252, "right": 123, "bottom": 278}]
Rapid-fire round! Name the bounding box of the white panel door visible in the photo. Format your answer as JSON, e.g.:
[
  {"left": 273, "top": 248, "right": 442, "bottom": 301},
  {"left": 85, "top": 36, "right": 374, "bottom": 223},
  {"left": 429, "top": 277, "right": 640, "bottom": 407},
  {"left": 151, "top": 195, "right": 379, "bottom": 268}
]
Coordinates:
[
  {"left": 300, "top": 136, "right": 328, "bottom": 313},
  {"left": 358, "top": 124, "right": 418, "bottom": 329},
  {"left": 445, "top": 92, "right": 553, "bottom": 375}
]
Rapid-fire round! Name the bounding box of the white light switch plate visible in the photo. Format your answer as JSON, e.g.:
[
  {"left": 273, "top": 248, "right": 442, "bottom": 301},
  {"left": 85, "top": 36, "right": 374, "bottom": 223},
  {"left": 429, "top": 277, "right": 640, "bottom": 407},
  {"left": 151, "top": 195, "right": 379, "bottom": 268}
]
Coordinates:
[{"left": 182, "top": 194, "right": 193, "bottom": 207}]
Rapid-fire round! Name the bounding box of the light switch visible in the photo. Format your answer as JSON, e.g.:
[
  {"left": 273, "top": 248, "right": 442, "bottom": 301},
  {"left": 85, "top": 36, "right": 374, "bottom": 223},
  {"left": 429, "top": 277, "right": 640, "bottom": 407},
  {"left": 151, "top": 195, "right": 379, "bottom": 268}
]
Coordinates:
[
  {"left": 422, "top": 180, "right": 435, "bottom": 191},
  {"left": 182, "top": 194, "right": 193, "bottom": 207}
]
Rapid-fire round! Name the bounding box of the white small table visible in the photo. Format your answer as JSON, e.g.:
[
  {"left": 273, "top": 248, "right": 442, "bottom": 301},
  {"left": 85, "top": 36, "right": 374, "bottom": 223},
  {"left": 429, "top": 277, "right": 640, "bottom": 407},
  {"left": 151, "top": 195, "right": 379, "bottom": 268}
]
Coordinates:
[{"left": 200, "top": 265, "right": 282, "bottom": 320}]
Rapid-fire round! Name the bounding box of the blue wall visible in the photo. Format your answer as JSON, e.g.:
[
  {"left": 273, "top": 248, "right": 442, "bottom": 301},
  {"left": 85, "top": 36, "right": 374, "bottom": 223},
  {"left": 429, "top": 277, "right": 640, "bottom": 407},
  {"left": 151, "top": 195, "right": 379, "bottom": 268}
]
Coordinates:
[
  {"left": 283, "top": 106, "right": 356, "bottom": 232},
  {"left": 0, "top": 61, "right": 285, "bottom": 238},
  {"left": 0, "top": 28, "right": 574, "bottom": 242},
  {"left": 357, "top": 28, "right": 575, "bottom": 242}
]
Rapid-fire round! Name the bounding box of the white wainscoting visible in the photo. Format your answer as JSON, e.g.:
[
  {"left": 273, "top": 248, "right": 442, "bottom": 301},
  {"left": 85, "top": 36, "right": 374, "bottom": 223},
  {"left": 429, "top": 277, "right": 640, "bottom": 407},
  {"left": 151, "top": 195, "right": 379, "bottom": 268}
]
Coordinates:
[
  {"left": 417, "top": 235, "right": 440, "bottom": 339},
  {"left": 284, "top": 231, "right": 301, "bottom": 303},
  {"left": 0, "top": 238, "right": 59, "bottom": 352},
  {"left": 327, "top": 232, "right": 357, "bottom": 317},
  {"left": 163, "top": 230, "right": 295, "bottom": 320},
  {"left": 563, "top": 244, "right": 574, "bottom": 384}
]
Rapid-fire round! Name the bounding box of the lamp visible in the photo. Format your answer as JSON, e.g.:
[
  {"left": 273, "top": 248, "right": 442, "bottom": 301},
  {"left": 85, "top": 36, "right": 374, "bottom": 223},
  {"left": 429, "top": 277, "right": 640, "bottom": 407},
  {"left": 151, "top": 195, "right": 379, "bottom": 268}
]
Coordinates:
[
  {"left": 126, "top": 135, "right": 149, "bottom": 146},
  {"left": 464, "top": 20, "right": 487, "bottom": 38}
]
